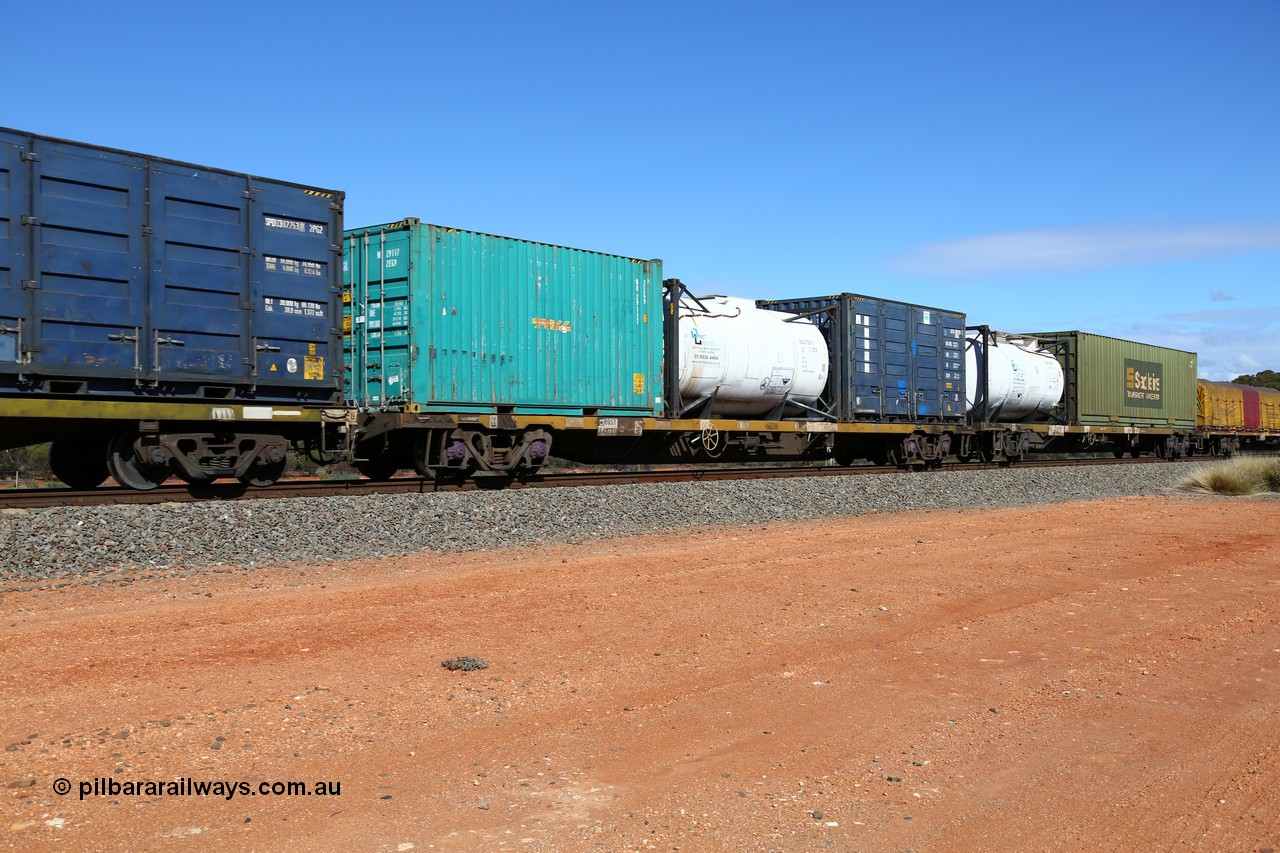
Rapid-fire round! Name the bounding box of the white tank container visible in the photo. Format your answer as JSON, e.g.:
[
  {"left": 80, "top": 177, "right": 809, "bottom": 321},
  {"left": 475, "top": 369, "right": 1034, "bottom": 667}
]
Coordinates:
[
  {"left": 965, "top": 332, "right": 1065, "bottom": 420},
  {"left": 678, "top": 296, "right": 828, "bottom": 416}
]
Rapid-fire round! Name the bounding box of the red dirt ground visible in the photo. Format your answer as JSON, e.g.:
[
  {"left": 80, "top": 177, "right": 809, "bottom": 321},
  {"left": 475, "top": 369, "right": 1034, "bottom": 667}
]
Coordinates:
[{"left": 2, "top": 494, "right": 1278, "bottom": 852}]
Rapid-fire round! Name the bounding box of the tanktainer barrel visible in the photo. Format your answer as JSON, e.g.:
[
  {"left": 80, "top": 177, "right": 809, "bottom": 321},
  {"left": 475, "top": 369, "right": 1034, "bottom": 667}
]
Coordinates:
[
  {"left": 966, "top": 331, "right": 1065, "bottom": 421},
  {"left": 677, "top": 296, "right": 829, "bottom": 417}
]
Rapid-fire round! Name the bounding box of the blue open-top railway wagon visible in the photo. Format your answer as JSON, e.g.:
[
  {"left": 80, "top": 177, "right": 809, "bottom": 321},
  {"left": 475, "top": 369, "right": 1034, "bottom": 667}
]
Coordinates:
[{"left": 0, "top": 128, "right": 352, "bottom": 489}]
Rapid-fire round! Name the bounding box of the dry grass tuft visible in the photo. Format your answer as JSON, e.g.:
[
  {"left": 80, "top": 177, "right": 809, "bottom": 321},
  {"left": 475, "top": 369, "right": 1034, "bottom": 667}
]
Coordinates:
[{"left": 1180, "top": 457, "right": 1280, "bottom": 495}]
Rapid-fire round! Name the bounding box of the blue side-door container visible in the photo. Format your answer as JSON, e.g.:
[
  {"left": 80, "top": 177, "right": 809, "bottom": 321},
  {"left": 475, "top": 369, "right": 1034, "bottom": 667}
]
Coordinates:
[
  {"left": 760, "top": 293, "right": 965, "bottom": 421},
  {"left": 0, "top": 127, "right": 344, "bottom": 403}
]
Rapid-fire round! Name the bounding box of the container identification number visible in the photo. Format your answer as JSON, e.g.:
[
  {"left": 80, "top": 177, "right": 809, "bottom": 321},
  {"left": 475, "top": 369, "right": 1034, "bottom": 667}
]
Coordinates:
[{"left": 264, "top": 216, "right": 327, "bottom": 236}]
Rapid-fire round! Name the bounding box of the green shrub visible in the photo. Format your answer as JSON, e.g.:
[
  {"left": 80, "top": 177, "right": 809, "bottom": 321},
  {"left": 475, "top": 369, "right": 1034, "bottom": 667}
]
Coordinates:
[{"left": 0, "top": 443, "right": 53, "bottom": 486}]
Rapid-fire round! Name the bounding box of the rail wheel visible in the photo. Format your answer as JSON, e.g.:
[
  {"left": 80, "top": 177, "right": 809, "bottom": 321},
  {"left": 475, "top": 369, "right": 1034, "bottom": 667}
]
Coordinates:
[
  {"left": 238, "top": 458, "right": 287, "bottom": 488},
  {"left": 355, "top": 458, "right": 399, "bottom": 481},
  {"left": 474, "top": 475, "right": 516, "bottom": 490},
  {"left": 355, "top": 454, "right": 400, "bottom": 481},
  {"left": 49, "top": 436, "right": 110, "bottom": 490},
  {"left": 832, "top": 438, "right": 858, "bottom": 467},
  {"left": 106, "top": 429, "right": 169, "bottom": 491}
]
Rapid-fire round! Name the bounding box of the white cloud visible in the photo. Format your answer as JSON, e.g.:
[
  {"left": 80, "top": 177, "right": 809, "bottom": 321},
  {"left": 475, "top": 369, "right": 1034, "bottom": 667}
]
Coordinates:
[
  {"left": 1111, "top": 307, "right": 1280, "bottom": 380},
  {"left": 891, "top": 223, "right": 1280, "bottom": 276},
  {"left": 1209, "top": 290, "right": 1234, "bottom": 301}
]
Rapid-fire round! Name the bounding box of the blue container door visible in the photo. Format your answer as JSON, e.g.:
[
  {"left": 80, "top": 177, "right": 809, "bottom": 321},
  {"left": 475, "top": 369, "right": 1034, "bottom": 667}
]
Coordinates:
[
  {"left": 248, "top": 183, "right": 338, "bottom": 395},
  {"left": 30, "top": 141, "right": 147, "bottom": 381},
  {"left": 911, "top": 308, "right": 944, "bottom": 417},
  {"left": 913, "top": 308, "right": 965, "bottom": 418},
  {"left": 0, "top": 134, "right": 26, "bottom": 364},
  {"left": 851, "top": 298, "right": 911, "bottom": 418},
  {"left": 148, "top": 165, "right": 252, "bottom": 383}
]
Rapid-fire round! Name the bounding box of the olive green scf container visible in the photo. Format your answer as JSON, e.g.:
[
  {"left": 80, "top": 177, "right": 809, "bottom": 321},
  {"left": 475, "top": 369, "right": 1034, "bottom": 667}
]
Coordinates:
[{"left": 1027, "top": 330, "right": 1197, "bottom": 428}]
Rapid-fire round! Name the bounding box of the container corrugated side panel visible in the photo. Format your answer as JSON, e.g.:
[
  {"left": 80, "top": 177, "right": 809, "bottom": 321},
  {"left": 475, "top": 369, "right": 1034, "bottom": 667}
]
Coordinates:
[
  {"left": 1031, "top": 331, "right": 1197, "bottom": 428},
  {"left": 1197, "top": 380, "right": 1243, "bottom": 429},
  {"left": 761, "top": 294, "right": 965, "bottom": 421},
  {"left": 345, "top": 221, "right": 663, "bottom": 415},
  {"left": 0, "top": 127, "right": 344, "bottom": 403},
  {"left": 1260, "top": 386, "right": 1280, "bottom": 431}
]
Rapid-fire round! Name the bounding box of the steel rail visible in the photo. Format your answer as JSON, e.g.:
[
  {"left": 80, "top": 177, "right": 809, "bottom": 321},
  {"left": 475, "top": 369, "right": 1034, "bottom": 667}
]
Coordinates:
[{"left": 0, "top": 455, "right": 1186, "bottom": 510}]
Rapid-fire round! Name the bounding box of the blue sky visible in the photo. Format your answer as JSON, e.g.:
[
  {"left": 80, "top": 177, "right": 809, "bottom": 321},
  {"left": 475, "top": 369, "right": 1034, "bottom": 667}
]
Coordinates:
[{"left": 7, "top": 1, "right": 1277, "bottom": 379}]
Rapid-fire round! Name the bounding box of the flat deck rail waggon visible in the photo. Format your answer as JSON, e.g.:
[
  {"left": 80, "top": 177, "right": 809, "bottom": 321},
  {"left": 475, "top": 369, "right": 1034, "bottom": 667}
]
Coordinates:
[{"left": 0, "top": 127, "right": 352, "bottom": 490}]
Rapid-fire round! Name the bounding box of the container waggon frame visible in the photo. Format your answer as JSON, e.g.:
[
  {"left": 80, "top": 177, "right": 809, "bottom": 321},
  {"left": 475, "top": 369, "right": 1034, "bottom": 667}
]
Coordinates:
[
  {"left": 347, "top": 275, "right": 976, "bottom": 481},
  {"left": 964, "top": 326, "right": 1267, "bottom": 461},
  {"left": 349, "top": 293, "right": 1265, "bottom": 484},
  {"left": 961, "top": 325, "right": 1196, "bottom": 462}
]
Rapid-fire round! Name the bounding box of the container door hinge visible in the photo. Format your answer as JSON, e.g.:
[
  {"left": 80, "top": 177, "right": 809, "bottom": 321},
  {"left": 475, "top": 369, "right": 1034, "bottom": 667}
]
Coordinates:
[
  {"left": 20, "top": 150, "right": 39, "bottom": 162},
  {"left": 20, "top": 215, "right": 38, "bottom": 226},
  {"left": 21, "top": 279, "right": 39, "bottom": 290},
  {"left": 140, "top": 225, "right": 153, "bottom": 236}
]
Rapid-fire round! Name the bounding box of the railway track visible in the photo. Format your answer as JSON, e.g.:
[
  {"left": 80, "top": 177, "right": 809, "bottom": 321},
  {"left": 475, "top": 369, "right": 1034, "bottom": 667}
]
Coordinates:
[{"left": 0, "top": 455, "right": 1181, "bottom": 510}]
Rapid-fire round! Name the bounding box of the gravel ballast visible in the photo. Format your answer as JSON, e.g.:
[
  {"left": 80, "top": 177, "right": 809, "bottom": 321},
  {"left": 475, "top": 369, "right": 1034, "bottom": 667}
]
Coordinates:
[{"left": 0, "top": 464, "right": 1199, "bottom": 583}]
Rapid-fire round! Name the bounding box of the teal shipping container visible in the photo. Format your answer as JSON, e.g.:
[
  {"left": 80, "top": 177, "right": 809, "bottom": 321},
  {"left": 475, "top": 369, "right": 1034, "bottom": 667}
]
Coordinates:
[{"left": 344, "top": 219, "right": 663, "bottom": 415}]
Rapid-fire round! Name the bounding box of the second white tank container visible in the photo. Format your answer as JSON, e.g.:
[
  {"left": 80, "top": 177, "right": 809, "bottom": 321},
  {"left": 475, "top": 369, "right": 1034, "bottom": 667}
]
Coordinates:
[{"left": 965, "top": 332, "right": 1065, "bottom": 421}]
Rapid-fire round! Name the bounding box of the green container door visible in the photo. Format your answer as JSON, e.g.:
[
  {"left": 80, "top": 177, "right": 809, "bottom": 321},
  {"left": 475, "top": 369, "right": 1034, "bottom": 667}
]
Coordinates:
[
  {"left": 1031, "top": 331, "right": 1197, "bottom": 428},
  {"left": 344, "top": 219, "right": 663, "bottom": 415}
]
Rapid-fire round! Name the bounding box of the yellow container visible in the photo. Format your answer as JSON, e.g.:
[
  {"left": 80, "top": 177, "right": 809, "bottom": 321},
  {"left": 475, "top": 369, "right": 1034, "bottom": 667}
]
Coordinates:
[
  {"left": 1197, "top": 380, "right": 1244, "bottom": 429},
  {"left": 1256, "top": 385, "right": 1280, "bottom": 431}
]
